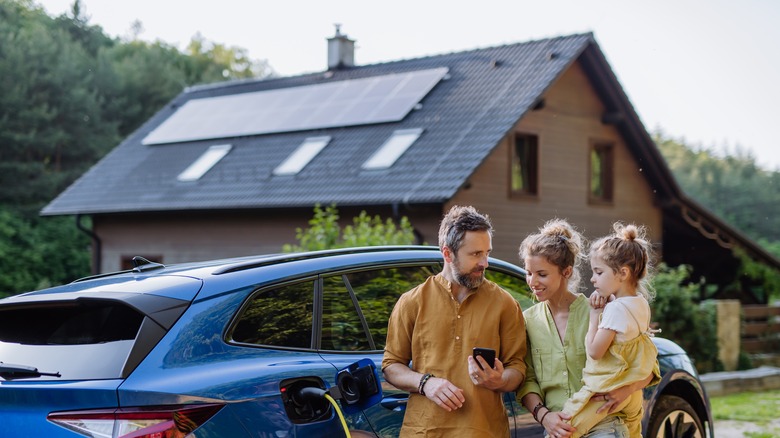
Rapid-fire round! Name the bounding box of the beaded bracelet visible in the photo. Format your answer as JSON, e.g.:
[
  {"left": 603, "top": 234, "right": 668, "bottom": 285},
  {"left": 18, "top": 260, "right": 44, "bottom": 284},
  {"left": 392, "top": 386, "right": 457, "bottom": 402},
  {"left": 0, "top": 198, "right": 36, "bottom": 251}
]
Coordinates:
[{"left": 418, "top": 373, "right": 434, "bottom": 396}]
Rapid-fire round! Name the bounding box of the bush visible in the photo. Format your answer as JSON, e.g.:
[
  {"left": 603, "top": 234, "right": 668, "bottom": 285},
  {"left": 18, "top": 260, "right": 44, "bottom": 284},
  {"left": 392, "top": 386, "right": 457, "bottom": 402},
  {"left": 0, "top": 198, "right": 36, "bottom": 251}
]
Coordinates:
[
  {"left": 651, "top": 264, "right": 722, "bottom": 373},
  {"left": 283, "top": 204, "right": 417, "bottom": 252}
]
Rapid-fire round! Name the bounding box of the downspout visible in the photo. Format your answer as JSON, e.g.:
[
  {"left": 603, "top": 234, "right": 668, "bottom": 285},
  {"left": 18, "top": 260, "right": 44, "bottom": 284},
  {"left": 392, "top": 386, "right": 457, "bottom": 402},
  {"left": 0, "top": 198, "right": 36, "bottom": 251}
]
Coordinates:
[
  {"left": 76, "top": 214, "right": 101, "bottom": 275},
  {"left": 392, "top": 202, "right": 424, "bottom": 245}
]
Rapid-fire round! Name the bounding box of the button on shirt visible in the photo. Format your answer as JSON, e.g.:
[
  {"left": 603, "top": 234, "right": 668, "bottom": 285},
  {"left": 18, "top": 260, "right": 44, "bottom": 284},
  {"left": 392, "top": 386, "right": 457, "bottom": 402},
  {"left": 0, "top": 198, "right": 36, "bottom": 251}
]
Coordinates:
[{"left": 382, "top": 274, "right": 527, "bottom": 437}]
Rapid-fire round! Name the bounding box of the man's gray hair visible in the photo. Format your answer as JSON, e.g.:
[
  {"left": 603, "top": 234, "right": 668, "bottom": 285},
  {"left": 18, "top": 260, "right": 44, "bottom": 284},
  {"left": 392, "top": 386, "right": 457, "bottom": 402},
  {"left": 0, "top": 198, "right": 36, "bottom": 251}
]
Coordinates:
[{"left": 437, "top": 205, "right": 493, "bottom": 255}]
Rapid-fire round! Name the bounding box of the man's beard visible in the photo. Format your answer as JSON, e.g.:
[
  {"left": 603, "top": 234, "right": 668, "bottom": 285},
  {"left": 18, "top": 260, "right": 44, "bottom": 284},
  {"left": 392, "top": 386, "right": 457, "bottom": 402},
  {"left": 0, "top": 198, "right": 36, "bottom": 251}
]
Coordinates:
[{"left": 452, "top": 259, "right": 485, "bottom": 290}]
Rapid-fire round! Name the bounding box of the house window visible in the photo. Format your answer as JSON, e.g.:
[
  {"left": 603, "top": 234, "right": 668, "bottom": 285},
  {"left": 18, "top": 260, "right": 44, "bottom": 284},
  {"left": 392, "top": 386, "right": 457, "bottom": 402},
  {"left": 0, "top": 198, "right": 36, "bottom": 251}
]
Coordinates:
[
  {"left": 510, "top": 133, "right": 538, "bottom": 196},
  {"left": 273, "top": 136, "right": 331, "bottom": 176},
  {"left": 177, "top": 144, "right": 232, "bottom": 182},
  {"left": 589, "top": 142, "right": 614, "bottom": 203},
  {"left": 362, "top": 128, "right": 423, "bottom": 170}
]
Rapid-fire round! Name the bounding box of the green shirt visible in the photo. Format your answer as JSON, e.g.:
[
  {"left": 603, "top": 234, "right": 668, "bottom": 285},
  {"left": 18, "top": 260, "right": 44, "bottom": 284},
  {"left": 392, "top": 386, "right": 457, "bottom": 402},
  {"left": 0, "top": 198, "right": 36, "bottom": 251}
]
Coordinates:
[{"left": 517, "top": 294, "right": 590, "bottom": 411}]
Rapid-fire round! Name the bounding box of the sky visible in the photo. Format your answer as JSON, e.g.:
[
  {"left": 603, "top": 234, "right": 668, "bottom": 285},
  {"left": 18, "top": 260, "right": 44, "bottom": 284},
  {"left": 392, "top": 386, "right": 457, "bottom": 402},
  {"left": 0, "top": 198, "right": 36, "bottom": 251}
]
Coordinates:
[{"left": 37, "top": 0, "right": 780, "bottom": 171}]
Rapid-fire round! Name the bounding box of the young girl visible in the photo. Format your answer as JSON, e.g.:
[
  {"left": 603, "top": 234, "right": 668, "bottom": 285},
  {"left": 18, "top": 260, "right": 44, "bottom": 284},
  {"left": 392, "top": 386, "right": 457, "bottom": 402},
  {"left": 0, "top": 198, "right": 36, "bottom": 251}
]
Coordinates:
[
  {"left": 518, "top": 219, "right": 649, "bottom": 438},
  {"left": 561, "top": 222, "right": 660, "bottom": 438}
]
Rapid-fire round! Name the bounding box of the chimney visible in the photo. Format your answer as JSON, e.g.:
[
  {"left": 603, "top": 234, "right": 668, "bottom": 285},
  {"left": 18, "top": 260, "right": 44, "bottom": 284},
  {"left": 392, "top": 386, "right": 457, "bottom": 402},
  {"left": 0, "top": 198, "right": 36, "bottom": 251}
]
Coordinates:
[{"left": 327, "top": 24, "right": 355, "bottom": 70}]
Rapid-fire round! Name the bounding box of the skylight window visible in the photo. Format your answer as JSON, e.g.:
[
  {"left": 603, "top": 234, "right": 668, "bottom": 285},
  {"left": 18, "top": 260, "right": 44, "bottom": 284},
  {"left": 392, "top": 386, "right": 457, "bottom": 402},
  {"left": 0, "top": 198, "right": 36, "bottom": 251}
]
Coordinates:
[
  {"left": 273, "top": 136, "right": 331, "bottom": 176},
  {"left": 362, "top": 129, "right": 423, "bottom": 170},
  {"left": 177, "top": 144, "right": 232, "bottom": 182}
]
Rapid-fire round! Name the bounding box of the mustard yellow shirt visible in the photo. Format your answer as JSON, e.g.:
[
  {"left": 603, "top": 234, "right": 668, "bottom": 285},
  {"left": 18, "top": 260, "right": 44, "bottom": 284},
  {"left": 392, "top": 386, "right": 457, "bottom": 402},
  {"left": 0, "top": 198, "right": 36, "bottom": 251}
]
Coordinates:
[{"left": 382, "top": 273, "right": 527, "bottom": 437}]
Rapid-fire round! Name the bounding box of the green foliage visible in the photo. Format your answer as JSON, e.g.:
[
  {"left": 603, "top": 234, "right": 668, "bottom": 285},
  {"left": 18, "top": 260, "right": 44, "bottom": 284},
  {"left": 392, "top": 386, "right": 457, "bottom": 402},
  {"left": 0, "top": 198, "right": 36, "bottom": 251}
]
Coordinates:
[
  {"left": 0, "top": 0, "right": 273, "bottom": 216},
  {"left": 733, "top": 248, "right": 780, "bottom": 302},
  {"left": 654, "top": 131, "right": 780, "bottom": 248},
  {"left": 283, "top": 205, "right": 417, "bottom": 252},
  {"left": 0, "top": 208, "right": 89, "bottom": 296},
  {"left": 0, "top": 0, "right": 273, "bottom": 294},
  {"left": 650, "top": 264, "right": 722, "bottom": 373}
]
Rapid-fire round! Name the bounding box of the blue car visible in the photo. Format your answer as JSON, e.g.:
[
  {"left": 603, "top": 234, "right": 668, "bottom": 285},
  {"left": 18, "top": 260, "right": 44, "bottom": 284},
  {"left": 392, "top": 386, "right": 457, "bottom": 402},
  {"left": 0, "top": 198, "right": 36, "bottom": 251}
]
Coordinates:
[{"left": 0, "top": 246, "right": 712, "bottom": 437}]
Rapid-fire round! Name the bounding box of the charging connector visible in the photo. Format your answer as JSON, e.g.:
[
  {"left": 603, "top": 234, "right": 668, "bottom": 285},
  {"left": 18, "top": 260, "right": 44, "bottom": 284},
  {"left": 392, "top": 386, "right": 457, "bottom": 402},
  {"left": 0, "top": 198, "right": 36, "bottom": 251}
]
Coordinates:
[{"left": 293, "top": 385, "right": 351, "bottom": 437}]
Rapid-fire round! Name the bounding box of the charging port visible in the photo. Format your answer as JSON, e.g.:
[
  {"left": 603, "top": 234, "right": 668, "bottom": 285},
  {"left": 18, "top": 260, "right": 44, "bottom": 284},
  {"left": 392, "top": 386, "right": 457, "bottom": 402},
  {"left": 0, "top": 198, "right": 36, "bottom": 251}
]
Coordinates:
[{"left": 279, "top": 377, "right": 331, "bottom": 424}]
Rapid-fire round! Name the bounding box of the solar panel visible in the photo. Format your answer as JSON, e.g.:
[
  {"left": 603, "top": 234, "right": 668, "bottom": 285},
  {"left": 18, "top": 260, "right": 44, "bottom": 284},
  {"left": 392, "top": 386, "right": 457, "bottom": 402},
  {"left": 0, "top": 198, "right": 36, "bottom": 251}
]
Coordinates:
[{"left": 142, "top": 67, "right": 449, "bottom": 145}]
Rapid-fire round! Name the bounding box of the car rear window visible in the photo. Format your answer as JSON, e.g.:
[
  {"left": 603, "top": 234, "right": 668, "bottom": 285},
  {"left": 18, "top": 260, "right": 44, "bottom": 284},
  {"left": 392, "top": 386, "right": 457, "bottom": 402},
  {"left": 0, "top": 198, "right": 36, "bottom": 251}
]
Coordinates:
[{"left": 0, "top": 302, "right": 144, "bottom": 381}]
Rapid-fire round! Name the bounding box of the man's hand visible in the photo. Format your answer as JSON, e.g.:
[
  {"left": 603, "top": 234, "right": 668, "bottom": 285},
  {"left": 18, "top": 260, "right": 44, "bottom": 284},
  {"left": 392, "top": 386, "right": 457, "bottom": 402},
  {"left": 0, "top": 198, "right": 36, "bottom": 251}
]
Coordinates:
[
  {"left": 423, "top": 377, "right": 465, "bottom": 411},
  {"left": 467, "top": 355, "right": 505, "bottom": 391}
]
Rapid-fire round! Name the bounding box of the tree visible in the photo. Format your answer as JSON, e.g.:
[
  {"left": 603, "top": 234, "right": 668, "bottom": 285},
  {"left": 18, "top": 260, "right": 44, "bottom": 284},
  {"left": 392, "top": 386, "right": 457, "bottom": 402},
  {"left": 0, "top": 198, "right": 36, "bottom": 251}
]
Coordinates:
[
  {"left": 654, "top": 131, "right": 780, "bottom": 247},
  {"left": 0, "top": 207, "right": 90, "bottom": 296},
  {"left": 0, "top": 0, "right": 275, "bottom": 295},
  {"left": 283, "top": 205, "right": 417, "bottom": 252},
  {"left": 650, "top": 264, "right": 721, "bottom": 373}
]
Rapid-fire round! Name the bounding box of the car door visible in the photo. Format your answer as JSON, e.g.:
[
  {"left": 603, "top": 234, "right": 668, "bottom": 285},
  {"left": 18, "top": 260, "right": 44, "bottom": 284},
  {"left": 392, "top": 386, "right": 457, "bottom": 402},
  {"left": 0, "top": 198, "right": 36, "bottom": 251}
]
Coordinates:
[
  {"left": 316, "top": 263, "right": 439, "bottom": 437},
  {"left": 318, "top": 262, "right": 534, "bottom": 437}
]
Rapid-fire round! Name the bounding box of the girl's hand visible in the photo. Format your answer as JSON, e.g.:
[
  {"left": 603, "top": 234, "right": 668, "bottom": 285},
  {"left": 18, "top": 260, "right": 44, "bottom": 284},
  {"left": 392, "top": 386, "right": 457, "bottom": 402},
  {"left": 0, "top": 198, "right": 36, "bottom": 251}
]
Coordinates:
[
  {"left": 540, "top": 410, "right": 576, "bottom": 438},
  {"left": 589, "top": 292, "right": 607, "bottom": 310}
]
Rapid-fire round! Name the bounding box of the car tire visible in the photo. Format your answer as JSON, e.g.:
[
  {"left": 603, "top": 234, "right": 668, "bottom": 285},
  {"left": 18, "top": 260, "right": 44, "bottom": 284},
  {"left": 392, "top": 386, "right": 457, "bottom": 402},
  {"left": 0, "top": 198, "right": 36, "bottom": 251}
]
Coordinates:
[{"left": 645, "top": 394, "right": 705, "bottom": 438}]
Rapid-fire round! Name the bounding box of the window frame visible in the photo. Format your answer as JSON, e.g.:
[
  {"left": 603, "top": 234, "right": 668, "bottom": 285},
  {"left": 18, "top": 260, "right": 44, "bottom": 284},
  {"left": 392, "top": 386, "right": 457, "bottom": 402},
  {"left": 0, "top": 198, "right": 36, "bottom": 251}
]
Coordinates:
[
  {"left": 362, "top": 128, "right": 423, "bottom": 170},
  {"left": 177, "top": 144, "right": 232, "bottom": 182},
  {"left": 508, "top": 133, "right": 539, "bottom": 197},
  {"left": 588, "top": 141, "right": 615, "bottom": 204}
]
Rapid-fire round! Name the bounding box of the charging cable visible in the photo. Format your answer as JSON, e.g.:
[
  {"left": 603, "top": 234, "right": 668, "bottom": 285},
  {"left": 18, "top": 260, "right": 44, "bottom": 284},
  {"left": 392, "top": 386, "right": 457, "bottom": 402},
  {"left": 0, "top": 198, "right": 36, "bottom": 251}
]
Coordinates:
[
  {"left": 325, "top": 393, "right": 351, "bottom": 437},
  {"left": 298, "top": 387, "right": 351, "bottom": 438}
]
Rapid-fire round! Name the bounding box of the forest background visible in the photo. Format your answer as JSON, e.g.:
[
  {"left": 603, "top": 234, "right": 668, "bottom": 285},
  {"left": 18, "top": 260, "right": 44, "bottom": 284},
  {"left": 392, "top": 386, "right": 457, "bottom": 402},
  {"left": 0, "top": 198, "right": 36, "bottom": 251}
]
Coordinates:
[{"left": 1, "top": 0, "right": 778, "bottom": 298}]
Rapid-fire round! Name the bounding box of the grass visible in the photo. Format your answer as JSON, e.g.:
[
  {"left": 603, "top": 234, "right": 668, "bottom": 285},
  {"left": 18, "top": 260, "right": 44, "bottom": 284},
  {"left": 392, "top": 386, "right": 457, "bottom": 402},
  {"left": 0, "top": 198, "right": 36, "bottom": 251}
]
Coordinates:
[{"left": 710, "top": 389, "right": 780, "bottom": 437}]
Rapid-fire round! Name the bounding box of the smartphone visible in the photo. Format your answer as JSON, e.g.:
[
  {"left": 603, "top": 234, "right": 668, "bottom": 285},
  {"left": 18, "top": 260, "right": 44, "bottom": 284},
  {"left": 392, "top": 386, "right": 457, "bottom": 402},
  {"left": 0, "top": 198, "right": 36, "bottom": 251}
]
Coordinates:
[{"left": 472, "top": 347, "right": 496, "bottom": 370}]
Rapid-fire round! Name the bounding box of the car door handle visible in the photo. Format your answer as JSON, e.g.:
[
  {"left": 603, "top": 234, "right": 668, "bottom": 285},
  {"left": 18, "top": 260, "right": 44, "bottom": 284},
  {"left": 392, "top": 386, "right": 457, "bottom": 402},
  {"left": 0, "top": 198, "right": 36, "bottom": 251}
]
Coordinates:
[{"left": 380, "top": 394, "right": 408, "bottom": 411}]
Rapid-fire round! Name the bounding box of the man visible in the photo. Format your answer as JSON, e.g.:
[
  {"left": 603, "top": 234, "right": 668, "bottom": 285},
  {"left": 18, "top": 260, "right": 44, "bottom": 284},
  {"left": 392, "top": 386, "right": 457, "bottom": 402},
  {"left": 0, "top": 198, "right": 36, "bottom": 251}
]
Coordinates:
[{"left": 382, "top": 205, "right": 526, "bottom": 437}]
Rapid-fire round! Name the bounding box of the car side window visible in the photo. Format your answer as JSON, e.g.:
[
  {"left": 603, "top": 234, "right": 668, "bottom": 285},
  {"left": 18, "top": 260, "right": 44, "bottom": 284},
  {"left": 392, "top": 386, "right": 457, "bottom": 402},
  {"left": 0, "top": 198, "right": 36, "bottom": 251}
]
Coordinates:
[
  {"left": 346, "top": 265, "right": 440, "bottom": 350},
  {"left": 231, "top": 280, "right": 315, "bottom": 349},
  {"left": 485, "top": 268, "right": 534, "bottom": 310},
  {"left": 321, "top": 274, "right": 372, "bottom": 351}
]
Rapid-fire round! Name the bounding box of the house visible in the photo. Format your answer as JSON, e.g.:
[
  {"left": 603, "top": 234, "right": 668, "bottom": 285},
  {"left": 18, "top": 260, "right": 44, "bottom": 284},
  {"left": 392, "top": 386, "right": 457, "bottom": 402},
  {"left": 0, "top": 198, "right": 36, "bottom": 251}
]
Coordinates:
[{"left": 42, "top": 31, "right": 780, "bottom": 301}]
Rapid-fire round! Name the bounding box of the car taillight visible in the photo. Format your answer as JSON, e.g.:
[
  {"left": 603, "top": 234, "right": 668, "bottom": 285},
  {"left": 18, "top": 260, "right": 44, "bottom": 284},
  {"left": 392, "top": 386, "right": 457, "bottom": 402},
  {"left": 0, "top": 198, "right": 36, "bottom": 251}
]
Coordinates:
[{"left": 47, "top": 404, "right": 224, "bottom": 438}]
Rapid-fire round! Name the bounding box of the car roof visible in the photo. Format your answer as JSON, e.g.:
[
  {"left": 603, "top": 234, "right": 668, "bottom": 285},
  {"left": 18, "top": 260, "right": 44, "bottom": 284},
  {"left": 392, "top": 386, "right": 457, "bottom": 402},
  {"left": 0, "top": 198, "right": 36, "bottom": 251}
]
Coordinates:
[{"left": 1, "top": 245, "right": 526, "bottom": 307}]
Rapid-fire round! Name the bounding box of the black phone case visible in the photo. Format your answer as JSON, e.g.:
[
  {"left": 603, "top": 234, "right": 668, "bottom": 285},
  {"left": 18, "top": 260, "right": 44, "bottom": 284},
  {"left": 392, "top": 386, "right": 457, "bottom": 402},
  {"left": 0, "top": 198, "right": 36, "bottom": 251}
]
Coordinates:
[{"left": 473, "top": 348, "right": 496, "bottom": 370}]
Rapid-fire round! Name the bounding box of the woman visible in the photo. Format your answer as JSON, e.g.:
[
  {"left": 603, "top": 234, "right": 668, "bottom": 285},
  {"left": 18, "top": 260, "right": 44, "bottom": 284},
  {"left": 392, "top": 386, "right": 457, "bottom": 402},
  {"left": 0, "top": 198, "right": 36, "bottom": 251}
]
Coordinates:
[{"left": 516, "top": 219, "right": 658, "bottom": 438}]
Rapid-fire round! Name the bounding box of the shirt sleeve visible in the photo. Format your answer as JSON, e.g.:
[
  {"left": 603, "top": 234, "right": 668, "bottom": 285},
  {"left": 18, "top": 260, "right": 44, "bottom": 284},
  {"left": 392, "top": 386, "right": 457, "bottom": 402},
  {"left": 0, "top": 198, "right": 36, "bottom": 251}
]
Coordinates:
[
  {"left": 381, "top": 292, "right": 416, "bottom": 372},
  {"left": 598, "top": 301, "right": 628, "bottom": 334},
  {"left": 516, "top": 334, "right": 540, "bottom": 399},
  {"left": 498, "top": 295, "right": 527, "bottom": 379}
]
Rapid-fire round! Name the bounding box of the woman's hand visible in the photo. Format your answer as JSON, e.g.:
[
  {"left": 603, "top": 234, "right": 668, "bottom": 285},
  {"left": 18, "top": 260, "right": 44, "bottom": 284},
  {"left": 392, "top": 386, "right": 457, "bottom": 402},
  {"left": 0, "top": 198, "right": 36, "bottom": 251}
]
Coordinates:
[
  {"left": 593, "top": 383, "right": 632, "bottom": 414},
  {"left": 595, "top": 372, "right": 655, "bottom": 414},
  {"left": 540, "top": 409, "right": 576, "bottom": 438}
]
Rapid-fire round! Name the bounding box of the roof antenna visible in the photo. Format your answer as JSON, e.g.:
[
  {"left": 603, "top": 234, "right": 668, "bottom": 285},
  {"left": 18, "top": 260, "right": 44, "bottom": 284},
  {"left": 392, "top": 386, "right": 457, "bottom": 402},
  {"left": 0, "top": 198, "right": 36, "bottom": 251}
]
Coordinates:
[{"left": 131, "top": 256, "right": 165, "bottom": 272}]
